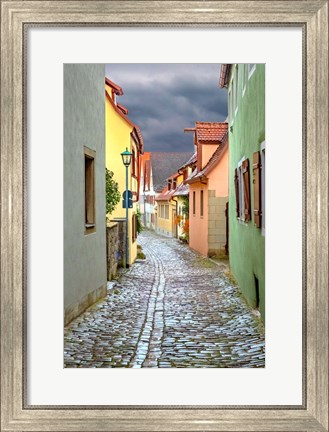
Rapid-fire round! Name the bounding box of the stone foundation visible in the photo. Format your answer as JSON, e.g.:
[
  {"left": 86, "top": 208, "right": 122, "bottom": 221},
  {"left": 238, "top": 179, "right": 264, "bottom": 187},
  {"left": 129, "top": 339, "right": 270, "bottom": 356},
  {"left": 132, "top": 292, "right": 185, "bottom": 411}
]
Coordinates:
[
  {"left": 64, "top": 283, "right": 107, "bottom": 326},
  {"left": 106, "top": 222, "right": 119, "bottom": 280},
  {"left": 207, "top": 191, "right": 228, "bottom": 257}
]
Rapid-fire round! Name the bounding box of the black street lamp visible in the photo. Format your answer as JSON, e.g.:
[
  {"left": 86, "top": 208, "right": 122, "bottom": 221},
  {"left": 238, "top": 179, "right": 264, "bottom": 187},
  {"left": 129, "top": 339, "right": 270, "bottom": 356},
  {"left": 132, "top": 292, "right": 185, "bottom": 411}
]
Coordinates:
[{"left": 121, "top": 147, "right": 132, "bottom": 268}]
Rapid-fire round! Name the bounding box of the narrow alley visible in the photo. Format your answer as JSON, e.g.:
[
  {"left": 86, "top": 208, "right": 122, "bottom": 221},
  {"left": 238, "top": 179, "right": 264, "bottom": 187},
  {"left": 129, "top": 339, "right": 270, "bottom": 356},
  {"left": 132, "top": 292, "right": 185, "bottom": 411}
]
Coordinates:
[{"left": 64, "top": 230, "right": 265, "bottom": 368}]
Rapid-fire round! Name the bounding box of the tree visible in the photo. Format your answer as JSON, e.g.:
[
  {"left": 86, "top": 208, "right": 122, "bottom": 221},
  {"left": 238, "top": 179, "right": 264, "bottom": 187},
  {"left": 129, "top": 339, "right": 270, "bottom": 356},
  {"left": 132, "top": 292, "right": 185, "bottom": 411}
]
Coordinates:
[
  {"left": 182, "top": 195, "right": 189, "bottom": 217},
  {"left": 106, "top": 168, "right": 121, "bottom": 217},
  {"left": 136, "top": 208, "right": 143, "bottom": 234}
]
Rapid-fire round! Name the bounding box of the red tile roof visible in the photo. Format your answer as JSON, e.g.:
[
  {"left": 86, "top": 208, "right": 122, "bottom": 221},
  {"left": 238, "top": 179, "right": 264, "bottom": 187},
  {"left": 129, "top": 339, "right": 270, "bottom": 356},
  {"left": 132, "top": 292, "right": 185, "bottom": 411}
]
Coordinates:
[
  {"left": 105, "top": 77, "right": 123, "bottom": 95},
  {"left": 186, "top": 136, "right": 228, "bottom": 184},
  {"left": 117, "top": 103, "right": 128, "bottom": 115},
  {"left": 219, "top": 64, "right": 232, "bottom": 88},
  {"left": 156, "top": 186, "right": 176, "bottom": 202},
  {"left": 173, "top": 182, "right": 189, "bottom": 197},
  {"left": 196, "top": 122, "right": 228, "bottom": 144},
  {"left": 178, "top": 152, "right": 197, "bottom": 170},
  {"left": 151, "top": 152, "right": 193, "bottom": 192}
]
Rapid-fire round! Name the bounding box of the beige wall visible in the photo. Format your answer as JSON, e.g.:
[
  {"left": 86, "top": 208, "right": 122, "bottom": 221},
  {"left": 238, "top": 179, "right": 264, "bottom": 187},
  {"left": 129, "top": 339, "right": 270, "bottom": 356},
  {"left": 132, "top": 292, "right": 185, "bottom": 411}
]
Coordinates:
[
  {"left": 189, "top": 146, "right": 229, "bottom": 257},
  {"left": 64, "top": 64, "right": 107, "bottom": 325},
  {"left": 207, "top": 192, "right": 228, "bottom": 255},
  {"left": 208, "top": 146, "right": 229, "bottom": 196},
  {"left": 201, "top": 144, "right": 218, "bottom": 170}
]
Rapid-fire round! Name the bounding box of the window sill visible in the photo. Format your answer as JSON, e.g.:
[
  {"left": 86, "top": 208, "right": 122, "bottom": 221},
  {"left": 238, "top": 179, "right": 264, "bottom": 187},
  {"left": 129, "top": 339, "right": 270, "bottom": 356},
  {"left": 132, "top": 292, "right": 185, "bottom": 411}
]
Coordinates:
[
  {"left": 85, "top": 224, "right": 96, "bottom": 235},
  {"left": 85, "top": 223, "right": 95, "bottom": 228}
]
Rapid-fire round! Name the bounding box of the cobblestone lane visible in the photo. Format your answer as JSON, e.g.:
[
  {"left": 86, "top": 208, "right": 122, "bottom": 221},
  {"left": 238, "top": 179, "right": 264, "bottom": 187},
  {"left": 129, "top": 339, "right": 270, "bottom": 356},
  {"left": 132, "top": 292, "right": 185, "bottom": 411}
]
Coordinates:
[{"left": 64, "top": 230, "right": 265, "bottom": 368}]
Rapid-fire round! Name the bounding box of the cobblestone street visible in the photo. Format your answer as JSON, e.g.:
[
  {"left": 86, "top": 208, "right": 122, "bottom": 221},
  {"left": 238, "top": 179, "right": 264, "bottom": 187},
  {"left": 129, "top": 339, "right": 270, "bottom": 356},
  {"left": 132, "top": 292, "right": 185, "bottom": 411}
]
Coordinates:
[{"left": 64, "top": 230, "right": 265, "bottom": 368}]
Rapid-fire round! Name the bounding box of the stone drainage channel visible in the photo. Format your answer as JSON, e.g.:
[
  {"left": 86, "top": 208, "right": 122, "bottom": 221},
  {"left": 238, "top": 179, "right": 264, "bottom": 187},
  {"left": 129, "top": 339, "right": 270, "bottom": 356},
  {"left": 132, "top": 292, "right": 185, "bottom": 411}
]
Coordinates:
[
  {"left": 129, "top": 243, "right": 165, "bottom": 368},
  {"left": 64, "top": 230, "right": 265, "bottom": 368}
]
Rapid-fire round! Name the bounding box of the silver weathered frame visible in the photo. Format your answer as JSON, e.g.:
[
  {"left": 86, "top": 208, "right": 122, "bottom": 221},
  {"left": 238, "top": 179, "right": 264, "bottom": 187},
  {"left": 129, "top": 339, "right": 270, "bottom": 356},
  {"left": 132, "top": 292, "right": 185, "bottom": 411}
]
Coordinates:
[{"left": 1, "top": 1, "right": 328, "bottom": 431}]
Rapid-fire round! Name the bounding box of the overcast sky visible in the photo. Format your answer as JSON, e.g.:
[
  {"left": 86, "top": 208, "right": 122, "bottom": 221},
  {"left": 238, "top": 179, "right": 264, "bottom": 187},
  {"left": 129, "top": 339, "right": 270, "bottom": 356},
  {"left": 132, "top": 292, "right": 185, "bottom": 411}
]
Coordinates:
[{"left": 105, "top": 64, "right": 228, "bottom": 153}]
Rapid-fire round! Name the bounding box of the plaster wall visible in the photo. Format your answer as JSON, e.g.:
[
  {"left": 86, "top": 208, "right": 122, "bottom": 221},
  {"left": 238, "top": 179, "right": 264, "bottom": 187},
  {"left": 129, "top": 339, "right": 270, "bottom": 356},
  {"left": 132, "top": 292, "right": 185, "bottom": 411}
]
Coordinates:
[
  {"left": 105, "top": 89, "right": 139, "bottom": 265},
  {"left": 201, "top": 144, "right": 218, "bottom": 169},
  {"left": 64, "top": 64, "right": 107, "bottom": 325},
  {"left": 156, "top": 201, "right": 176, "bottom": 237},
  {"left": 189, "top": 183, "right": 209, "bottom": 256},
  {"left": 228, "top": 64, "right": 265, "bottom": 319},
  {"left": 208, "top": 148, "right": 229, "bottom": 197}
]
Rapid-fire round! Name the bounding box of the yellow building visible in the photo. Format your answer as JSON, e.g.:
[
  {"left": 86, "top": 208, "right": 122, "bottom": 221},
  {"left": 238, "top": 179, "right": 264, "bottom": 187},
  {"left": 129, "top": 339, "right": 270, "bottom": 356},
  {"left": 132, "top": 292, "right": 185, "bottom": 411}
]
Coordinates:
[
  {"left": 173, "top": 153, "right": 197, "bottom": 239},
  {"left": 156, "top": 172, "right": 184, "bottom": 238},
  {"left": 155, "top": 153, "right": 196, "bottom": 239},
  {"left": 105, "top": 77, "right": 144, "bottom": 265}
]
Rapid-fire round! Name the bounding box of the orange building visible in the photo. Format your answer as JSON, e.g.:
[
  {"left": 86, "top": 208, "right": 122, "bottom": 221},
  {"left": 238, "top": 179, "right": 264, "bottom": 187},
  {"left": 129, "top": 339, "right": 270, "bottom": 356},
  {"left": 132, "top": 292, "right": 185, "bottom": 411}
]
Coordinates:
[{"left": 185, "top": 122, "right": 229, "bottom": 257}]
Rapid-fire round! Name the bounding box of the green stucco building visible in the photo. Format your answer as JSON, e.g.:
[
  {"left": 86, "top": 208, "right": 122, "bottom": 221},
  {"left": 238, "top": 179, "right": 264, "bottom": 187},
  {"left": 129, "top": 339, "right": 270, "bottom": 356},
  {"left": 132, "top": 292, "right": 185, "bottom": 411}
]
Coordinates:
[{"left": 220, "top": 64, "right": 265, "bottom": 320}]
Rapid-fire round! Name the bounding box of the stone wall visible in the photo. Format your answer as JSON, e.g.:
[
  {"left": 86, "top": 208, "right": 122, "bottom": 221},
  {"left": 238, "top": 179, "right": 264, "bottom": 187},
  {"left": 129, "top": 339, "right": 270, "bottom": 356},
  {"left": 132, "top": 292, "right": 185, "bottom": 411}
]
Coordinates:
[
  {"left": 106, "top": 222, "right": 119, "bottom": 280},
  {"left": 207, "top": 190, "right": 228, "bottom": 257},
  {"left": 107, "top": 219, "right": 127, "bottom": 278}
]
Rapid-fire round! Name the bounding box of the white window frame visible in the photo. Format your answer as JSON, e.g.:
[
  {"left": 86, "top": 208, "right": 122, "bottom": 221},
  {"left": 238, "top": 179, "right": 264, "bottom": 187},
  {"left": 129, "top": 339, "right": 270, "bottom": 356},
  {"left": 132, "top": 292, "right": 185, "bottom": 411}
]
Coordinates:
[
  {"left": 234, "top": 65, "right": 239, "bottom": 116},
  {"left": 237, "top": 157, "right": 246, "bottom": 222},
  {"left": 242, "top": 64, "right": 248, "bottom": 96},
  {"left": 261, "top": 141, "right": 265, "bottom": 236},
  {"left": 248, "top": 63, "right": 256, "bottom": 79},
  {"left": 228, "top": 87, "right": 233, "bottom": 124}
]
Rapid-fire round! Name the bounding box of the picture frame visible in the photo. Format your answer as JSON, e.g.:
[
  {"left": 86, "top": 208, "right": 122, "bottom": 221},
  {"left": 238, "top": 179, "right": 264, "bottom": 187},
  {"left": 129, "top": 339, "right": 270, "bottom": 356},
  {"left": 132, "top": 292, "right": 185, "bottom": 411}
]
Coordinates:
[{"left": 1, "top": 1, "right": 328, "bottom": 431}]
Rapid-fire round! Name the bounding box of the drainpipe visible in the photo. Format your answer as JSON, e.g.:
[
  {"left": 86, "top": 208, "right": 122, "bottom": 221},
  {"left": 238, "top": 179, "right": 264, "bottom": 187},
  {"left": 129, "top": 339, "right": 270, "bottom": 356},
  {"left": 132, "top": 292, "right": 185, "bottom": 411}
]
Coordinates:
[{"left": 172, "top": 197, "right": 178, "bottom": 239}]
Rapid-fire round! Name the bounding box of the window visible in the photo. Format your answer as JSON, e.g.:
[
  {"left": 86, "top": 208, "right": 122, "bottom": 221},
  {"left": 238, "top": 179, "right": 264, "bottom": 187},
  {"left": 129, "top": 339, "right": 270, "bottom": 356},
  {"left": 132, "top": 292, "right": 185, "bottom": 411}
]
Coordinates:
[
  {"left": 228, "top": 89, "right": 232, "bottom": 123},
  {"left": 173, "top": 179, "right": 177, "bottom": 190},
  {"left": 165, "top": 205, "right": 169, "bottom": 220},
  {"left": 242, "top": 64, "right": 248, "bottom": 95},
  {"left": 132, "top": 149, "right": 136, "bottom": 176},
  {"left": 193, "top": 191, "right": 196, "bottom": 215},
  {"left": 132, "top": 213, "right": 137, "bottom": 242},
  {"left": 234, "top": 65, "right": 239, "bottom": 115},
  {"left": 238, "top": 161, "right": 244, "bottom": 220},
  {"left": 200, "top": 190, "right": 204, "bottom": 217},
  {"left": 168, "top": 179, "right": 172, "bottom": 190},
  {"left": 84, "top": 147, "right": 96, "bottom": 233},
  {"left": 261, "top": 142, "right": 265, "bottom": 233},
  {"left": 159, "top": 204, "right": 169, "bottom": 220},
  {"left": 248, "top": 63, "right": 256, "bottom": 78},
  {"left": 252, "top": 142, "right": 265, "bottom": 233},
  {"left": 234, "top": 157, "right": 251, "bottom": 222}
]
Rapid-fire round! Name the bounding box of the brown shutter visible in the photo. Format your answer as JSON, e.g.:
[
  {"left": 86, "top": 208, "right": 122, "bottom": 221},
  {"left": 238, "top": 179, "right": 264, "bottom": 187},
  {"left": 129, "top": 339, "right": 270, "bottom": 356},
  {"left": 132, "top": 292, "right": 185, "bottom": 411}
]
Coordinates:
[
  {"left": 253, "top": 151, "right": 262, "bottom": 228},
  {"left": 132, "top": 214, "right": 136, "bottom": 242},
  {"left": 242, "top": 159, "right": 251, "bottom": 221},
  {"left": 234, "top": 168, "right": 240, "bottom": 217}
]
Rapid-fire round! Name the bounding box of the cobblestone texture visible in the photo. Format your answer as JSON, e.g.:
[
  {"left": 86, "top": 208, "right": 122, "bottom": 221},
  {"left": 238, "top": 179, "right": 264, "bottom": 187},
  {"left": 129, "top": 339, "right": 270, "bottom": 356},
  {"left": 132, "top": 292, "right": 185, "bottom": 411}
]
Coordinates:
[{"left": 64, "top": 230, "right": 265, "bottom": 368}]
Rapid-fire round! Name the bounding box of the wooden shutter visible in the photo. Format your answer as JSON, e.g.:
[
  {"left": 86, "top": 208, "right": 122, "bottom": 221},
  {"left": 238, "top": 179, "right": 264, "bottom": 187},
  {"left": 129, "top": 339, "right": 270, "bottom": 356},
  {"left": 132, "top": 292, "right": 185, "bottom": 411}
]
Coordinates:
[
  {"left": 234, "top": 168, "right": 240, "bottom": 217},
  {"left": 242, "top": 159, "right": 251, "bottom": 221},
  {"left": 253, "top": 151, "right": 262, "bottom": 228},
  {"left": 132, "top": 214, "right": 137, "bottom": 242}
]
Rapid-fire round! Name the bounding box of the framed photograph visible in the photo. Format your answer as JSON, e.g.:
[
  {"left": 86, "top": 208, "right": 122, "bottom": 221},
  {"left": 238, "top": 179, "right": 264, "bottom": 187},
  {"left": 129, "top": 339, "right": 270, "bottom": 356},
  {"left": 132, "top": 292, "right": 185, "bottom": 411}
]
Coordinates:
[{"left": 1, "top": 1, "right": 328, "bottom": 431}]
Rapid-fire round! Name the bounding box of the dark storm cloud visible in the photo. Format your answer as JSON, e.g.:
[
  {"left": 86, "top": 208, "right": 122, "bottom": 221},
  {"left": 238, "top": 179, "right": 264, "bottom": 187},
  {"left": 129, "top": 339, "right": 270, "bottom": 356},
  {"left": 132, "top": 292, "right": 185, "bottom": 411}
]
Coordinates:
[{"left": 105, "top": 63, "right": 228, "bottom": 152}]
